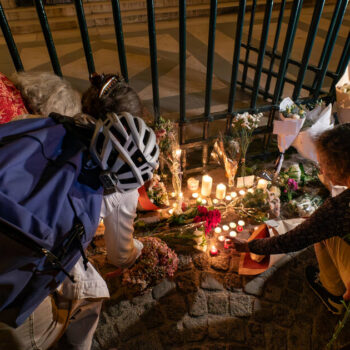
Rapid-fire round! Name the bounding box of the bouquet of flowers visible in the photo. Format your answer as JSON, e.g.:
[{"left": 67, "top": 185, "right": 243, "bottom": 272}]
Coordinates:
[
  {"left": 121, "top": 237, "right": 178, "bottom": 293},
  {"left": 193, "top": 205, "right": 221, "bottom": 235},
  {"left": 230, "top": 112, "right": 262, "bottom": 180},
  {"left": 336, "top": 65, "right": 350, "bottom": 124},
  {"left": 146, "top": 174, "right": 169, "bottom": 208}
]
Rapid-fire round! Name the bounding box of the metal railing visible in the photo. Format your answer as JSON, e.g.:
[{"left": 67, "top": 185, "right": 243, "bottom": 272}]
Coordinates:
[{"left": 1, "top": 0, "right": 349, "bottom": 172}]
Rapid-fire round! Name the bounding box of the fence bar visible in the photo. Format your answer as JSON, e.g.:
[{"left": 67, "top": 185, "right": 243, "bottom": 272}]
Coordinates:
[
  {"left": 35, "top": 0, "right": 62, "bottom": 76},
  {"left": 74, "top": 0, "right": 95, "bottom": 75},
  {"left": 0, "top": 3, "right": 23, "bottom": 71},
  {"left": 146, "top": 0, "right": 160, "bottom": 123},
  {"left": 313, "top": 0, "right": 348, "bottom": 98},
  {"left": 111, "top": 0, "right": 128, "bottom": 82},
  {"left": 330, "top": 32, "right": 350, "bottom": 95},
  {"left": 311, "top": 0, "right": 342, "bottom": 93},
  {"left": 228, "top": 0, "right": 246, "bottom": 114},
  {"left": 272, "top": 0, "right": 303, "bottom": 105},
  {"left": 292, "top": 0, "right": 325, "bottom": 100},
  {"left": 241, "top": 0, "right": 256, "bottom": 91},
  {"left": 204, "top": 0, "right": 218, "bottom": 119},
  {"left": 264, "top": 0, "right": 286, "bottom": 99},
  {"left": 179, "top": 0, "right": 187, "bottom": 124},
  {"left": 250, "top": 0, "right": 273, "bottom": 109}
]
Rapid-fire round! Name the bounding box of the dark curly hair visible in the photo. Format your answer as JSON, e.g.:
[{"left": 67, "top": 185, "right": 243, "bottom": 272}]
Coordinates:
[
  {"left": 315, "top": 123, "right": 350, "bottom": 186},
  {"left": 82, "top": 73, "right": 142, "bottom": 119}
]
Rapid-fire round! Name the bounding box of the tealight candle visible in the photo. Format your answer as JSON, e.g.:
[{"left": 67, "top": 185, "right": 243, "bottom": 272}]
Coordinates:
[
  {"left": 187, "top": 177, "right": 199, "bottom": 191},
  {"left": 192, "top": 192, "right": 199, "bottom": 199},
  {"left": 257, "top": 178, "right": 268, "bottom": 190},
  {"left": 171, "top": 192, "right": 176, "bottom": 198},
  {"left": 222, "top": 225, "right": 229, "bottom": 232},
  {"left": 218, "top": 235, "right": 225, "bottom": 242},
  {"left": 216, "top": 183, "right": 226, "bottom": 200},
  {"left": 237, "top": 225, "right": 243, "bottom": 232},
  {"left": 225, "top": 195, "right": 232, "bottom": 201},
  {"left": 168, "top": 209, "right": 174, "bottom": 215},
  {"left": 201, "top": 199, "right": 207, "bottom": 205},
  {"left": 239, "top": 190, "right": 246, "bottom": 196},
  {"left": 238, "top": 220, "right": 245, "bottom": 227},
  {"left": 214, "top": 227, "right": 222, "bottom": 234},
  {"left": 201, "top": 175, "right": 213, "bottom": 197},
  {"left": 224, "top": 239, "right": 231, "bottom": 249},
  {"left": 210, "top": 245, "right": 218, "bottom": 256},
  {"left": 172, "top": 202, "right": 177, "bottom": 208},
  {"left": 212, "top": 198, "right": 219, "bottom": 205},
  {"left": 230, "top": 191, "right": 237, "bottom": 198},
  {"left": 248, "top": 188, "right": 254, "bottom": 193},
  {"left": 229, "top": 231, "right": 237, "bottom": 237},
  {"left": 229, "top": 222, "right": 236, "bottom": 229}
]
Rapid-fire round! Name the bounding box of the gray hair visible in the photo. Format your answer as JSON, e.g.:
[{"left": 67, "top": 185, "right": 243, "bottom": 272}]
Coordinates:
[{"left": 12, "top": 72, "right": 82, "bottom": 117}]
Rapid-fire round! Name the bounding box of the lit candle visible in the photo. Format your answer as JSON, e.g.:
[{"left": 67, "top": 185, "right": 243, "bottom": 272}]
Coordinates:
[
  {"left": 229, "top": 222, "right": 236, "bottom": 229},
  {"left": 214, "top": 227, "right": 222, "bottom": 234},
  {"left": 238, "top": 220, "right": 245, "bottom": 227},
  {"left": 257, "top": 178, "right": 268, "bottom": 190},
  {"left": 230, "top": 191, "right": 237, "bottom": 198},
  {"left": 201, "top": 175, "right": 213, "bottom": 197},
  {"left": 218, "top": 235, "right": 225, "bottom": 242},
  {"left": 168, "top": 209, "right": 174, "bottom": 215},
  {"left": 237, "top": 225, "right": 243, "bottom": 232},
  {"left": 225, "top": 195, "right": 232, "bottom": 201},
  {"left": 248, "top": 188, "right": 254, "bottom": 193},
  {"left": 216, "top": 183, "right": 226, "bottom": 200},
  {"left": 172, "top": 202, "right": 177, "bottom": 208},
  {"left": 224, "top": 239, "right": 231, "bottom": 249},
  {"left": 212, "top": 198, "right": 219, "bottom": 205},
  {"left": 187, "top": 177, "right": 199, "bottom": 191},
  {"left": 222, "top": 225, "right": 229, "bottom": 232},
  {"left": 171, "top": 192, "right": 176, "bottom": 198},
  {"left": 192, "top": 192, "right": 199, "bottom": 199},
  {"left": 239, "top": 190, "right": 246, "bottom": 196},
  {"left": 179, "top": 192, "right": 183, "bottom": 198},
  {"left": 201, "top": 199, "right": 207, "bottom": 205},
  {"left": 175, "top": 148, "right": 182, "bottom": 159},
  {"left": 196, "top": 197, "right": 202, "bottom": 204},
  {"left": 210, "top": 245, "right": 218, "bottom": 256},
  {"left": 254, "top": 226, "right": 259, "bottom": 230},
  {"left": 229, "top": 231, "right": 237, "bottom": 237}
]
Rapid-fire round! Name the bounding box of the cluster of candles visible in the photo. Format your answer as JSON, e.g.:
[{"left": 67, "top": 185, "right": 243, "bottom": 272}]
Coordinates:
[{"left": 210, "top": 220, "right": 245, "bottom": 256}]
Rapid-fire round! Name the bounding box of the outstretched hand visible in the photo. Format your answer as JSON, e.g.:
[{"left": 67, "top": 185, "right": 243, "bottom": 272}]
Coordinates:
[{"left": 231, "top": 237, "right": 250, "bottom": 253}]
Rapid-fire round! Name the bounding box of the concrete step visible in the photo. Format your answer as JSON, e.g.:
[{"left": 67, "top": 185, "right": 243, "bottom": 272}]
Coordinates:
[{"left": 4, "top": 1, "right": 243, "bottom": 34}]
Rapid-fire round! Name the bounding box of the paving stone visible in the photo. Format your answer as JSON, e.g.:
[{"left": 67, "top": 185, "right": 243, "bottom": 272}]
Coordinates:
[
  {"left": 229, "top": 293, "right": 254, "bottom": 317},
  {"left": 141, "top": 303, "right": 165, "bottom": 329},
  {"left": 224, "top": 273, "right": 242, "bottom": 291},
  {"left": 131, "top": 290, "right": 154, "bottom": 306},
  {"left": 208, "top": 344, "right": 226, "bottom": 350},
  {"left": 264, "top": 324, "right": 287, "bottom": 350},
  {"left": 159, "top": 321, "right": 184, "bottom": 347},
  {"left": 287, "top": 272, "right": 304, "bottom": 294},
  {"left": 226, "top": 317, "right": 246, "bottom": 343},
  {"left": 280, "top": 288, "right": 300, "bottom": 310},
  {"left": 183, "top": 315, "right": 208, "bottom": 342},
  {"left": 188, "top": 289, "right": 208, "bottom": 317},
  {"left": 201, "top": 272, "right": 224, "bottom": 291},
  {"left": 178, "top": 254, "right": 194, "bottom": 271},
  {"left": 124, "top": 331, "right": 163, "bottom": 350},
  {"left": 227, "top": 345, "right": 252, "bottom": 350},
  {"left": 93, "top": 311, "right": 119, "bottom": 349},
  {"left": 162, "top": 293, "right": 187, "bottom": 321},
  {"left": 208, "top": 315, "right": 228, "bottom": 340},
  {"left": 243, "top": 276, "right": 265, "bottom": 297},
  {"left": 207, "top": 292, "right": 229, "bottom": 315},
  {"left": 263, "top": 284, "right": 282, "bottom": 302},
  {"left": 152, "top": 279, "right": 176, "bottom": 300},
  {"left": 210, "top": 255, "right": 230, "bottom": 271},
  {"left": 252, "top": 299, "right": 274, "bottom": 323},
  {"left": 246, "top": 322, "right": 265, "bottom": 348},
  {"left": 273, "top": 305, "right": 295, "bottom": 328},
  {"left": 176, "top": 270, "right": 200, "bottom": 293},
  {"left": 288, "top": 327, "right": 312, "bottom": 350},
  {"left": 192, "top": 252, "right": 210, "bottom": 270}
]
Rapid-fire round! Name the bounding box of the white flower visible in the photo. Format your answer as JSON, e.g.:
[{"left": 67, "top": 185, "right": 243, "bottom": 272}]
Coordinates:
[{"left": 287, "top": 163, "right": 301, "bottom": 182}]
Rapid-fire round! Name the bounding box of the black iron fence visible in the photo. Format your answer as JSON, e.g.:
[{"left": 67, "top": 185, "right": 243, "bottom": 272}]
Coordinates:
[{"left": 0, "top": 0, "right": 349, "bottom": 172}]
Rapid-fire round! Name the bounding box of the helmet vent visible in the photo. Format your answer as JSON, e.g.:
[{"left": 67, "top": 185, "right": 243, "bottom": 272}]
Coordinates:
[
  {"left": 150, "top": 146, "right": 157, "bottom": 157},
  {"left": 110, "top": 126, "right": 126, "bottom": 146},
  {"left": 120, "top": 176, "right": 137, "bottom": 184},
  {"left": 142, "top": 173, "right": 150, "bottom": 181},
  {"left": 107, "top": 149, "right": 119, "bottom": 168},
  {"left": 143, "top": 130, "right": 150, "bottom": 144},
  {"left": 120, "top": 116, "right": 131, "bottom": 135},
  {"left": 127, "top": 141, "right": 134, "bottom": 152},
  {"left": 132, "top": 149, "right": 146, "bottom": 166},
  {"left": 96, "top": 133, "right": 105, "bottom": 155},
  {"left": 134, "top": 118, "right": 140, "bottom": 132}
]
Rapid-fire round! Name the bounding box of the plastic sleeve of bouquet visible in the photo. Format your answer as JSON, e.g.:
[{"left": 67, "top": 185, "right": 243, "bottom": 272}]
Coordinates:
[
  {"left": 249, "top": 189, "right": 350, "bottom": 255},
  {"left": 102, "top": 189, "right": 141, "bottom": 268}
]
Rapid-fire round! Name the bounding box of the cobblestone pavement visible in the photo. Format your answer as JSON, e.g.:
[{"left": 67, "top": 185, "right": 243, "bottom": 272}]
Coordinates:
[{"left": 91, "top": 243, "right": 350, "bottom": 350}]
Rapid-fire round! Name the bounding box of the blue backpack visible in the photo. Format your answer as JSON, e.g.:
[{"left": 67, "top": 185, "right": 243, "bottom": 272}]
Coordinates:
[{"left": 0, "top": 115, "right": 103, "bottom": 327}]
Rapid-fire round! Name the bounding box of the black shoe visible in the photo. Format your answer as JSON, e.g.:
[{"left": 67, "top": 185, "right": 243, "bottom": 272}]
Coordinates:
[{"left": 305, "top": 265, "right": 344, "bottom": 315}]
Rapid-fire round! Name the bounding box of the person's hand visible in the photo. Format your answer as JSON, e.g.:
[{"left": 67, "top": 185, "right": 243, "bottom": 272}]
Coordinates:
[
  {"left": 231, "top": 237, "right": 250, "bottom": 253},
  {"left": 343, "top": 282, "right": 350, "bottom": 301}
]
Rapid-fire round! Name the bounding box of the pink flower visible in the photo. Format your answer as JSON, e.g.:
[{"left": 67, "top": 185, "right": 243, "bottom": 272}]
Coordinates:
[{"left": 287, "top": 178, "right": 298, "bottom": 191}]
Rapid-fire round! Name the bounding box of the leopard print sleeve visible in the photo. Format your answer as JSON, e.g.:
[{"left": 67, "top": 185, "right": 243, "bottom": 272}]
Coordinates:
[{"left": 248, "top": 189, "right": 350, "bottom": 255}]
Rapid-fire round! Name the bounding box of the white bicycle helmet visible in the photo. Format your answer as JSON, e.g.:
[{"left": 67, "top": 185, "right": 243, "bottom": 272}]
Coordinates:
[{"left": 90, "top": 112, "right": 159, "bottom": 192}]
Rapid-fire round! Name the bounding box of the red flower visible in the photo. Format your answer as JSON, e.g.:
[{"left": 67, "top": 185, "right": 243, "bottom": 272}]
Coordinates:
[{"left": 194, "top": 206, "right": 221, "bottom": 235}]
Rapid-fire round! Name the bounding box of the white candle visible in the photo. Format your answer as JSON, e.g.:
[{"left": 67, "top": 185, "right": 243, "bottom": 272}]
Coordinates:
[
  {"left": 229, "top": 231, "right": 237, "bottom": 237},
  {"left": 179, "top": 192, "right": 183, "bottom": 198},
  {"left": 257, "top": 178, "right": 268, "bottom": 190},
  {"left": 248, "top": 188, "right": 254, "bottom": 193},
  {"left": 212, "top": 198, "right": 219, "bottom": 205},
  {"left": 229, "top": 222, "right": 236, "bottom": 229},
  {"left": 216, "top": 183, "right": 226, "bottom": 200},
  {"left": 222, "top": 225, "right": 229, "bottom": 231},
  {"left": 218, "top": 235, "right": 225, "bottom": 242},
  {"left": 168, "top": 209, "right": 174, "bottom": 215},
  {"left": 239, "top": 190, "right": 246, "bottom": 196},
  {"left": 192, "top": 192, "right": 199, "bottom": 199},
  {"left": 175, "top": 149, "right": 182, "bottom": 159},
  {"left": 230, "top": 192, "right": 237, "bottom": 198},
  {"left": 214, "top": 227, "right": 222, "bottom": 234},
  {"left": 238, "top": 220, "right": 245, "bottom": 227},
  {"left": 171, "top": 192, "right": 176, "bottom": 198},
  {"left": 201, "top": 199, "right": 207, "bottom": 205},
  {"left": 187, "top": 177, "right": 199, "bottom": 191},
  {"left": 225, "top": 195, "right": 232, "bottom": 201},
  {"left": 201, "top": 175, "right": 213, "bottom": 197}
]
